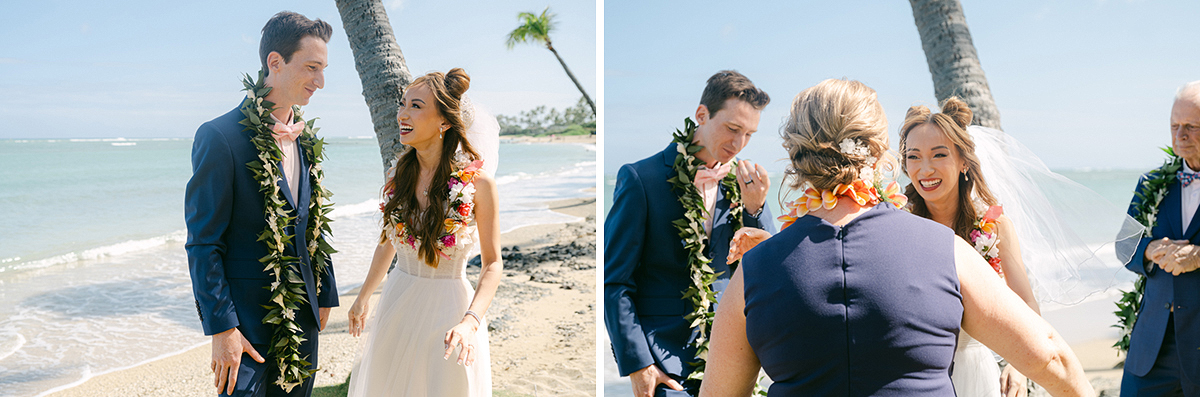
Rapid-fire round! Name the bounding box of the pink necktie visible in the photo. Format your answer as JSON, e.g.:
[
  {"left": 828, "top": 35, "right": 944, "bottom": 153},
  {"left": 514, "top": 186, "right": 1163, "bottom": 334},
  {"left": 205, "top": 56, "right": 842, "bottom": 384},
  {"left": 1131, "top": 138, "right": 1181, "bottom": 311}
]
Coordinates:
[
  {"left": 270, "top": 113, "right": 304, "bottom": 143},
  {"left": 693, "top": 162, "right": 732, "bottom": 194}
]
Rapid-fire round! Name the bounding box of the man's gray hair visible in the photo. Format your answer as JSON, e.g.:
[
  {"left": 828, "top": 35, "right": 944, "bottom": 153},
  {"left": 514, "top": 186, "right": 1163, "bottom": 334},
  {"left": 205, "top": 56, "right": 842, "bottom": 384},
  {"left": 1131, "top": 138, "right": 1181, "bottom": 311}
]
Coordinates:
[{"left": 1176, "top": 80, "right": 1200, "bottom": 103}]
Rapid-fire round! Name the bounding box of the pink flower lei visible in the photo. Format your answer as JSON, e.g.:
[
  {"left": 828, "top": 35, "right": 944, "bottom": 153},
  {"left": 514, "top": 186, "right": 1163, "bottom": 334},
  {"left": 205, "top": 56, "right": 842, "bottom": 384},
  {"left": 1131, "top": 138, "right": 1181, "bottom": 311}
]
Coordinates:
[
  {"left": 969, "top": 205, "right": 1005, "bottom": 277},
  {"left": 381, "top": 156, "right": 484, "bottom": 263}
]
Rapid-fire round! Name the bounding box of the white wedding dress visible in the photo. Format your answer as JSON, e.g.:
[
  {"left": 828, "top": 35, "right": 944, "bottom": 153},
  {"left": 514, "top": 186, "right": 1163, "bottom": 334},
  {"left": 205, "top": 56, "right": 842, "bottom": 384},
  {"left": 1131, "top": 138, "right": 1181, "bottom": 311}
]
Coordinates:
[
  {"left": 345, "top": 223, "right": 492, "bottom": 396},
  {"left": 952, "top": 331, "right": 1001, "bottom": 396}
]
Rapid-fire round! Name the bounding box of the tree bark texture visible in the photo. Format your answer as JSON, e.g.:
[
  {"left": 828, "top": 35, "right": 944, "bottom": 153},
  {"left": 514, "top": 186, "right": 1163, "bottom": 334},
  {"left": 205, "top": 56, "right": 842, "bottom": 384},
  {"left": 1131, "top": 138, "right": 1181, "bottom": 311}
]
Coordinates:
[
  {"left": 909, "top": 0, "right": 1001, "bottom": 129},
  {"left": 335, "top": 0, "right": 413, "bottom": 170}
]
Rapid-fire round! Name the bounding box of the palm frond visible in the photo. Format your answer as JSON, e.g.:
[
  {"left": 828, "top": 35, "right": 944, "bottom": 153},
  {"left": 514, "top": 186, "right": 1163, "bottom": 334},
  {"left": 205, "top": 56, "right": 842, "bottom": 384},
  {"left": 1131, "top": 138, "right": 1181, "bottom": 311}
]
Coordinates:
[{"left": 505, "top": 7, "right": 556, "bottom": 49}]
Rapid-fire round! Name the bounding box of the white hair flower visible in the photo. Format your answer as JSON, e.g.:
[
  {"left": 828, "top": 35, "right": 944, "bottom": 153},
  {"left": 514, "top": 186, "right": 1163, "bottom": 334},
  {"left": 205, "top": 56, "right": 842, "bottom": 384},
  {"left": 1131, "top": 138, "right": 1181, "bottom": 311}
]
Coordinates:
[
  {"left": 859, "top": 166, "right": 875, "bottom": 182},
  {"left": 839, "top": 138, "right": 870, "bottom": 158}
]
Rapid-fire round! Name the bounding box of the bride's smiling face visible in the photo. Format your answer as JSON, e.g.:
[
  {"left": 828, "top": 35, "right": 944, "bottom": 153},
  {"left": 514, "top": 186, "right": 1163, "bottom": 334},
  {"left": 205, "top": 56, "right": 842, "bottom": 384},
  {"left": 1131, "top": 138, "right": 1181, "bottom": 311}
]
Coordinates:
[
  {"left": 397, "top": 83, "right": 449, "bottom": 148},
  {"left": 904, "top": 123, "right": 967, "bottom": 206}
]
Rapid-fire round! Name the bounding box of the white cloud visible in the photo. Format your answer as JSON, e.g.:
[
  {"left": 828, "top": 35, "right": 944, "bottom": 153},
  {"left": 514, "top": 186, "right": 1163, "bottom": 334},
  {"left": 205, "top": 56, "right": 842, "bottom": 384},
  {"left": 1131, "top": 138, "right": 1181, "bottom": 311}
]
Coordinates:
[{"left": 387, "top": 0, "right": 404, "bottom": 11}]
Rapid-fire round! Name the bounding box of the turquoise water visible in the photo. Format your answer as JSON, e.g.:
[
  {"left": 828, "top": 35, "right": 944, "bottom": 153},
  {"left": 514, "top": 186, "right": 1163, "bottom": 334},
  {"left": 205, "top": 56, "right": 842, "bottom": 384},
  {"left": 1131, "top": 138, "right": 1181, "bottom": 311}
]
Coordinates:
[{"left": 0, "top": 137, "right": 595, "bottom": 397}]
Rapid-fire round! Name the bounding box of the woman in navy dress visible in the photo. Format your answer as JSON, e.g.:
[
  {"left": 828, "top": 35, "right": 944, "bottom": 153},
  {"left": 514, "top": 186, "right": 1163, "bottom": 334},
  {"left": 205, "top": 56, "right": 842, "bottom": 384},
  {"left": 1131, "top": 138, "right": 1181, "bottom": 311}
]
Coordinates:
[{"left": 698, "top": 79, "right": 1092, "bottom": 397}]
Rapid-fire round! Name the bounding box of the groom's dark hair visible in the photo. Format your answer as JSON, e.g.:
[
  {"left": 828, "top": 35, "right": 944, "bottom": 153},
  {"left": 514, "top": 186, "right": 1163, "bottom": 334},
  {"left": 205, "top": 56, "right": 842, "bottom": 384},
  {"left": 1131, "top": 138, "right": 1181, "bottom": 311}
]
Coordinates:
[
  {"left": 259, "top": 11, "right": 333, "bottom": 77},
  {"left": 700, "top": 70, "right": 770, "bottom": 116}
]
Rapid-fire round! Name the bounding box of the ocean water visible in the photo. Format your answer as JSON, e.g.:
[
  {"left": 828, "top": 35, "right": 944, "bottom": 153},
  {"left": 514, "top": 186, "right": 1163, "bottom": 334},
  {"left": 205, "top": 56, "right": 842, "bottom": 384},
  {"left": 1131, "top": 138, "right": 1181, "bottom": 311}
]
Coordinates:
[
  {"left": 601, "top": 167, "right": 1145, "bottom": 396},
  {"left": 0, "top": 137, "right": 595, "bottom": 397}
]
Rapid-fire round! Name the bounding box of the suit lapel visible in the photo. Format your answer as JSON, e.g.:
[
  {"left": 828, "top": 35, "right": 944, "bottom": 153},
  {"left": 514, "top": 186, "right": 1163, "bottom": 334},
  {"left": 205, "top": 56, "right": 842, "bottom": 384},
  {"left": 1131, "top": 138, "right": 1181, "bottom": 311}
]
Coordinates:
[
  {"left": 277, "top": 158, "right": 297, "bottom": 210},
  {"left": 297, "top": 147, "right": 311, "bottom": 217},
  {"left": 1162, "top": 182, "right": 1183, "bottom": 239},
  {"left": 1180, "top": 184, "right": 1200, "bottom": 241}
]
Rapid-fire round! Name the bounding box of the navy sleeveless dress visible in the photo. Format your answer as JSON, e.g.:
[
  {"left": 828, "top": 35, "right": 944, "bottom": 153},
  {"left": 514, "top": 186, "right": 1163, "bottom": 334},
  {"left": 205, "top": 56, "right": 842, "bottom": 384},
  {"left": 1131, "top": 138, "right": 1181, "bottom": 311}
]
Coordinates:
[{"left": 742, "top": 203, "right": 963, "bottom": 396}]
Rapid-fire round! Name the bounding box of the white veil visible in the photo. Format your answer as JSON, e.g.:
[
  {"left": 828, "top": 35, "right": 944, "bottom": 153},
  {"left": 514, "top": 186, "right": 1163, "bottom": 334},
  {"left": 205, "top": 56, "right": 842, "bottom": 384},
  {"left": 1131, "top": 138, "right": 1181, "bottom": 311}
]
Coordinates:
[
  {"left": 969, "top": 126, "right": 1143, "bottom": 306},
  {"left": 459, "top": 94, "right": 500, "bottom": 176}
]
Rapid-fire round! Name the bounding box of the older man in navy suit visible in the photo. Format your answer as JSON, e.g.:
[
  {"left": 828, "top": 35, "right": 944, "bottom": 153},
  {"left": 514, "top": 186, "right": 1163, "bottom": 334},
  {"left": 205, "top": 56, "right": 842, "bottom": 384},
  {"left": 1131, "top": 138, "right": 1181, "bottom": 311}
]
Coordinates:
[
  {"left": 185, "top": 12, "right": 337, "bottom": 397},
  {"left": 605, "top": 70, "right": 776, "bottom": 397},
  {"left": 1122, "top": 81, "right": 1200, "bottom": 397}
]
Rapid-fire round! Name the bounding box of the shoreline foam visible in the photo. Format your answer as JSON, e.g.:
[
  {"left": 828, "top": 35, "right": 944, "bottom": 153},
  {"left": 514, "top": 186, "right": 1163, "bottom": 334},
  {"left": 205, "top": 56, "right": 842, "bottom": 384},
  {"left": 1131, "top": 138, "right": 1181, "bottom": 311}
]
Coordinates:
[{"left": 45, "top": 197, "right": 598, "bottom": 397}]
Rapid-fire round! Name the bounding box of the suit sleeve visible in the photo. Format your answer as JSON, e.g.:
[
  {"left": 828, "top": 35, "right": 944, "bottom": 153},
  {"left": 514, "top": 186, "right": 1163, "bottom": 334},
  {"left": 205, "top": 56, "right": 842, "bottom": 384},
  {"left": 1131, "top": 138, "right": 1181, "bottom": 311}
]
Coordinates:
[
  {"left": 744, "top": 199, "right": 777, "bottom": 234},
  {"left": 184, "top": 125, "right": 240, "bottom": 336},
  {"left": 604, "top": 164, "right": 658, "bottom": 376},
  {"left": 1124, "top": 174, "right": 1155, "bottom": 276},
  {"left": 317, "top": 255, "right": 339, "bottom": 307}
]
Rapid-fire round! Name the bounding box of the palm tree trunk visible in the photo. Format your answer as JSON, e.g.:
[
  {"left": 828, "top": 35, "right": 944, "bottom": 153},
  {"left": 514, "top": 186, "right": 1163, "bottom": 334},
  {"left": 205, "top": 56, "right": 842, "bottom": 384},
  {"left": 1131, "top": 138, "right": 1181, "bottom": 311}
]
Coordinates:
[
  {"left": 909, "top": 0, "right": 1001, "bottom": 129},
  {"left": 546, "top": 43, "right": 596, "bottom": 116},
  {"left": 335, "top": 0, "right": 413, "bottom": 169}
]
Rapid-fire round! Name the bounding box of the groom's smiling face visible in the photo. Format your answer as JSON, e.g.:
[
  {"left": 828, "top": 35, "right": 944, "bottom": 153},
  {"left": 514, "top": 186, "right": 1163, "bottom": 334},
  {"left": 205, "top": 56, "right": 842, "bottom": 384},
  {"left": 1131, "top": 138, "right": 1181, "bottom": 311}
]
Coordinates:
[
  {"left": 693, "top": 98, "right": 761, "bottom": 166},
  {"left": 265, "top": 36, "right": 328, "bottom": 109}
]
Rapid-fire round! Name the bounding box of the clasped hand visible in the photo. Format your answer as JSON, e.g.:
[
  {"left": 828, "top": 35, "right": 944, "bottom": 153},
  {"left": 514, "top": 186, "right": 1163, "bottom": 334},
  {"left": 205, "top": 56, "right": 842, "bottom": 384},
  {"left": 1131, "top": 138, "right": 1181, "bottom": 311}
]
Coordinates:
[
  {"left": 728, "top": 227, "right": 772, "bottom": 264},
  {"left": 1147, "top": 238, "right": 1200, "bottom": 275}
]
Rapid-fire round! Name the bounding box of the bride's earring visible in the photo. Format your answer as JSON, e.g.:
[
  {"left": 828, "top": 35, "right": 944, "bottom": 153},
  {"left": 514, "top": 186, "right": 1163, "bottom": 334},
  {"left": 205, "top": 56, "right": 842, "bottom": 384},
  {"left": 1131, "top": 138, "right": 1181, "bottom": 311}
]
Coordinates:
[
  {"left": 440, "top": 126, "right": 447, "bottom": 139},
  {"left": 962, "top": 170, "right": 969, "bottom": 182}
]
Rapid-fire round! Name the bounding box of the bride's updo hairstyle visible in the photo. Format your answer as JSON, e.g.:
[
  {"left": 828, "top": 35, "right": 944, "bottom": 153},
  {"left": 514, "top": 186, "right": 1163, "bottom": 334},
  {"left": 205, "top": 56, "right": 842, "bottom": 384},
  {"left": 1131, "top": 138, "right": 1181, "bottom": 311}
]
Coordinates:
[
  {"left": 898, "top": 96, "right": 998, "bottom": 240},
  {"left": 781, "top": 78, "right": 889, "bottom": 193},
  {"left": 383, "top": 68, "right": 482, "bottom": 266}
]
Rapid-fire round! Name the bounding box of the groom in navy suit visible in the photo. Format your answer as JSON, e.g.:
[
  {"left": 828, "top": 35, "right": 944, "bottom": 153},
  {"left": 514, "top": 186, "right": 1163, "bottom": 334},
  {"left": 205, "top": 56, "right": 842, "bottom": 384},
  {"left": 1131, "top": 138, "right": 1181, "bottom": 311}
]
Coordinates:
[
  {"left": 605, "top": 70, "right": 776, "bottom": 397},
  {"left": 1122, "top": 81, "right": 1200, "bottom": 396},
  {"left": 185, "top": 12, "right": 337, "bottom": 397}
]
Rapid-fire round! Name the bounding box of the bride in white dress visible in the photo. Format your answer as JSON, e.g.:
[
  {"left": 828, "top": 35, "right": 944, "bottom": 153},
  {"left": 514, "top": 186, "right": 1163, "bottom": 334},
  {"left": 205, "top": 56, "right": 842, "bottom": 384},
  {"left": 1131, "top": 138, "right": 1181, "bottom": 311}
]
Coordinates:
[
  {"left": 346, "top": 68, "right": 502, "bottom": 397},
  {"left": 899, "top": 97, "right": 1143, "bottom": 396}
]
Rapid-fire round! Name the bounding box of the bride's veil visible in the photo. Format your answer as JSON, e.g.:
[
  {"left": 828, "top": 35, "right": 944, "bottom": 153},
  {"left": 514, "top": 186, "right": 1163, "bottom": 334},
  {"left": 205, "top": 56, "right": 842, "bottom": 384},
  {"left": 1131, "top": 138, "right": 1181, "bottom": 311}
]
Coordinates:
[
  {"left": 460, "top": 94, "right": 500, "bottom": 176},
  {"left": 969, "top": 125, "right": 1144, "bottom": 307}
]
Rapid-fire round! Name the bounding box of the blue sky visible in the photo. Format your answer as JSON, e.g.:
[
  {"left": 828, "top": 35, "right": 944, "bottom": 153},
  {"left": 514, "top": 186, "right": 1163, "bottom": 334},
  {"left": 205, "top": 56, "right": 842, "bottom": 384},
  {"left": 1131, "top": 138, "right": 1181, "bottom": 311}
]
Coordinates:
[
  {"left": 0, "top": 0, "right": 596, "bottom": 139},
  {"left": 603, "top": 1, "right": 1200, "bottom": 171}
]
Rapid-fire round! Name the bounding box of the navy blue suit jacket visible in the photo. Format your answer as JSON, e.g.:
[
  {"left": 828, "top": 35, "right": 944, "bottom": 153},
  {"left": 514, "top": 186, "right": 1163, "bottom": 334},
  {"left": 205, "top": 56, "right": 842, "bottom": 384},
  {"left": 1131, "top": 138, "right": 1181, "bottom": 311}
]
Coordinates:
[
  {"left": 1123, "top": 174, "right": 1200, "bottom": 382},
  {"left": 184, "top": 104, "right": 338, "bottom": 346},
  {"left": 604, "top": 143, "right": 776, "bottom": 382}
]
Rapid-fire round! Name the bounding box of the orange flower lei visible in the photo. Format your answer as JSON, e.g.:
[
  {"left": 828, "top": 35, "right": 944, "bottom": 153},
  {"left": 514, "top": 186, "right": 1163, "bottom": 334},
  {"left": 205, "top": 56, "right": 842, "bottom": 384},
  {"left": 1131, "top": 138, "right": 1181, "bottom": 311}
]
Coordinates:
[{"left": 778, "top": 179, "right": 907, "bottom": 230}]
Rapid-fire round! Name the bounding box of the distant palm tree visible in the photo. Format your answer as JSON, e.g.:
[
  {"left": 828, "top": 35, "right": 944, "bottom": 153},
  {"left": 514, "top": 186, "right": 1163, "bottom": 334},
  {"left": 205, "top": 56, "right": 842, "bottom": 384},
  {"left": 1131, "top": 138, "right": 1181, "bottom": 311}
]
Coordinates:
[
  {"left": 909, "top": 0, "right": 1001, "bottom": 129},
  {"left": 506, "top": 7, "right": 595, "bottom": 115},
  {"left": 335, "top": 0, "right": 413, "bottom": 169}
]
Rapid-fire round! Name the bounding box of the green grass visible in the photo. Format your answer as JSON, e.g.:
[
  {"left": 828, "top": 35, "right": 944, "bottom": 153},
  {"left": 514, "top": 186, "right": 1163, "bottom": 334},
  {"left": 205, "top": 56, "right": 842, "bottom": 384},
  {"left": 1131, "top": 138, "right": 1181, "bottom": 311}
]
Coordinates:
[{"left": 311, "top": 374, "right": 350, "bottom": 397}]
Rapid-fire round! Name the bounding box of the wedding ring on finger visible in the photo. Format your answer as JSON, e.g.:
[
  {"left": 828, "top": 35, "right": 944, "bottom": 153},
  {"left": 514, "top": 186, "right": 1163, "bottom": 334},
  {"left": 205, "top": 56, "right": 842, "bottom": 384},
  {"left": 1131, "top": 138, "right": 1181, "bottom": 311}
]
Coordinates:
[{"left": 744, "top": 178, "right": 754, "bottom": 184}]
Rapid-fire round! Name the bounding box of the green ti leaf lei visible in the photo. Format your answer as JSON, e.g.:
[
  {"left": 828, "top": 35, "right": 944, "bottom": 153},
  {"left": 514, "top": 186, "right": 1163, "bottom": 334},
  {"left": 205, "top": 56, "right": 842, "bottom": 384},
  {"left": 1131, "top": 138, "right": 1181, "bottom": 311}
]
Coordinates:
[
  {"left": 666, "top": 117, "right": 744, "bottom": 384},
  {"left": 1113, "top": 147, "right": 1180, "bottom": 353},
  {"left": 239, "top": 70, "right": 337, "bottom": 392}
]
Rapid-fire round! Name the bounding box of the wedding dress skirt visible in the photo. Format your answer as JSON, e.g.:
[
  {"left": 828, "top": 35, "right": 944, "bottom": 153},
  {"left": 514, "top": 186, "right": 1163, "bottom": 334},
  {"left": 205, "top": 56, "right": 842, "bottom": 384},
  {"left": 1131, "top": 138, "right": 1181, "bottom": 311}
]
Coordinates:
[
  {"left": 951, "top": 331, "right": 1001, "bottom": 397},
  {"left": 347, "top": 237, "right": 492, "bottom": 397}
]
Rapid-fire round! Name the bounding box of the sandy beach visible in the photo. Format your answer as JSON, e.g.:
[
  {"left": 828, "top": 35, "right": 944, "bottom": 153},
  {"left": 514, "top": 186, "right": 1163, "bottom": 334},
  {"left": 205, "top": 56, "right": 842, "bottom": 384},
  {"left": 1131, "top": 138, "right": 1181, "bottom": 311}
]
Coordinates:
[{"left": 48, "top": 197, "right": 598, "bottom": 397}]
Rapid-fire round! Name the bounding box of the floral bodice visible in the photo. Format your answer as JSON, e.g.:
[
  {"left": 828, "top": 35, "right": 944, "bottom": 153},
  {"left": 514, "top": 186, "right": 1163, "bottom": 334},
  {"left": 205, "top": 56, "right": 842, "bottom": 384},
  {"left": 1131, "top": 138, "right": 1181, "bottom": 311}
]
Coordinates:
[{"left": 380, "top": 151, "right": 483, "bottom": 278}]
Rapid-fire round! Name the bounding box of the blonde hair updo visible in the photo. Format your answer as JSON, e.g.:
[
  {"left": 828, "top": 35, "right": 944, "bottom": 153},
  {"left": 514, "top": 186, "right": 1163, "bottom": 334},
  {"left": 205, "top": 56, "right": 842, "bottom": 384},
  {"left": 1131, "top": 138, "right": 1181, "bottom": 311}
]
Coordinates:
[{"left": 781, "top": 78, "right": 890, "bottom": 192}]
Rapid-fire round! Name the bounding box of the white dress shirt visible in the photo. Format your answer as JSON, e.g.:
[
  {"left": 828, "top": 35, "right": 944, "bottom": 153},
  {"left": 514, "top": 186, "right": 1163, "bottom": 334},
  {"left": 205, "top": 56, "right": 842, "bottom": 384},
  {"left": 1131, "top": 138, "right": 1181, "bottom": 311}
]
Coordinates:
[
  {"left": 1183, "top": 162, "right": 1200, "bottom": 230},
  {"left": 271, "top": 111, "right": 302, "bottom": 203},
  {"left": 281, "top": 139, "right": 301, "bottom": 202}
]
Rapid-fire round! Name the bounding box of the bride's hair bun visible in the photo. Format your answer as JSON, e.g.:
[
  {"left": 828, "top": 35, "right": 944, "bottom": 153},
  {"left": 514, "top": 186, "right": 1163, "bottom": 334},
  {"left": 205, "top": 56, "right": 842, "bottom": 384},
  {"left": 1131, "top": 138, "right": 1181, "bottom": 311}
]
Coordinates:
[
  {"left": 781, "top": 78, "right": 889, "bottom": 192},
  {"left": 444, "top": 68, "right": 471, "bottom": 100},
  {"left": 938, "top": 97, "right": 973, "bottom": 129},
  {"left": 905, "top": 105, "right": 931, "bottom": 122}
]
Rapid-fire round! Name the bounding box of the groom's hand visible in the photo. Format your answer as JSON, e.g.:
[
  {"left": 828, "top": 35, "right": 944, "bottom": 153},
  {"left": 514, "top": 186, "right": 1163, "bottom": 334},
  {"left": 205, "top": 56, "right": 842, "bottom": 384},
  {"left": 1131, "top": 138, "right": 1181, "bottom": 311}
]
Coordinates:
[
  {"left": 630, "top": 364, "right": 683, "bottom": 397},
  {"left": 736, "top": 160, "right": 769, "bottom": 217},
  {"left": 319, "top": 307, "right": 330, "bottom": 331},
  {"left": 211, "top": 327, "right": 264, "bottom": 395}
]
